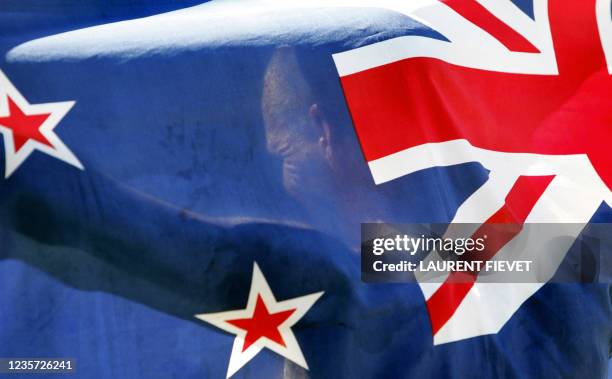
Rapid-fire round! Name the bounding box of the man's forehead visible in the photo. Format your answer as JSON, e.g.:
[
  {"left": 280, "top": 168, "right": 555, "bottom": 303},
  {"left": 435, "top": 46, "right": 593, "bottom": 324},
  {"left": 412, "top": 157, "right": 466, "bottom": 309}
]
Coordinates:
[{"left": 262, "top": 50, "right": 313, "bottom": 120}]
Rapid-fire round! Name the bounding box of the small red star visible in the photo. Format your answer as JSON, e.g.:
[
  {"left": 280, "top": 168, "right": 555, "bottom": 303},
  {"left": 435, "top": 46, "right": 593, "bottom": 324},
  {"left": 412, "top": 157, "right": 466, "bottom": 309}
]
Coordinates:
[
  {"left": 196, "top": 263, "right": 323, "bottom": 378},
  {"left": 0, "top": 70, "right": 83, "bottom": 177},
  {"left": 0, "top": 96, "right": 52, "bottom": 151},
  {"left": 227, "top": 295, "right": 296, "bottom": 352}
]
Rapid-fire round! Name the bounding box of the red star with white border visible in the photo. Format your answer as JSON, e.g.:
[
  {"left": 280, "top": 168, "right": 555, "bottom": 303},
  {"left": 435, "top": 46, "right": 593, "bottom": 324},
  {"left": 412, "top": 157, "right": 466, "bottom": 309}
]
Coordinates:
[
  {"left": 0, "top": 70, "right": 83, "bottom": 178},
  {"left": 195, "top": 263, "right": 323, "bottom": 378}
]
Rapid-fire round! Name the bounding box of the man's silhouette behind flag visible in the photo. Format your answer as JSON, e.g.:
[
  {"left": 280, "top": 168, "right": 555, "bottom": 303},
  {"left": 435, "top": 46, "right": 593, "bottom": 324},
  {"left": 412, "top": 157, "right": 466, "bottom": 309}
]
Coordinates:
[{"left": 0, "top": 1, "right": 610, "bottom": 378}]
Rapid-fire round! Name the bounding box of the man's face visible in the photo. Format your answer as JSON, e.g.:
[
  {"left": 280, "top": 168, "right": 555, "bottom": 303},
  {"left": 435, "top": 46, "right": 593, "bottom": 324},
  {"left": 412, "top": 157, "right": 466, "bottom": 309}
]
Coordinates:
[
  {"left": 262, "top": 102, "right": 334, "bottom": 204},
  {"left": 261, "top": 49, "right": 401, "bottom": 245},
  {"left": 260, "top": 48, "right": 338, "bottom": 207}
]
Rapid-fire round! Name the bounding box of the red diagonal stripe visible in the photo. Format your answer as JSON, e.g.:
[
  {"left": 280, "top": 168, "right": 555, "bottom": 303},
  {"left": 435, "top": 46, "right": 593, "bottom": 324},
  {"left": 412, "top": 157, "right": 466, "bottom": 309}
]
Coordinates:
[
  {"left": 548, "top": 0, "right": 607, "bottom": 78},
  {"left": 425, "top": 175, "right": 554, "bottom": 335},
  {"left": 442, "top": 0, "right": 540, "bottom": 53}
]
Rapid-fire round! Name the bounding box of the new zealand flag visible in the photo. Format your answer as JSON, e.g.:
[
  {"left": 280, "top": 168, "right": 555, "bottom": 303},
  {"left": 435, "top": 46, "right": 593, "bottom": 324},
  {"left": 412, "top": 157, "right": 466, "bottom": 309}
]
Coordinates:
[{"left": 0, "top": 1, "right": 610, "bottom": 378}]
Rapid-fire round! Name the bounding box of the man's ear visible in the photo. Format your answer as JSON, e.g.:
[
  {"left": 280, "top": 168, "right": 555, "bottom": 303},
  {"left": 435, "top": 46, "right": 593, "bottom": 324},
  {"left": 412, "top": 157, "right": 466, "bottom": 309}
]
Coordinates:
[{"left": 309, "top": 103, "right": 333, "bottom": 161}]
